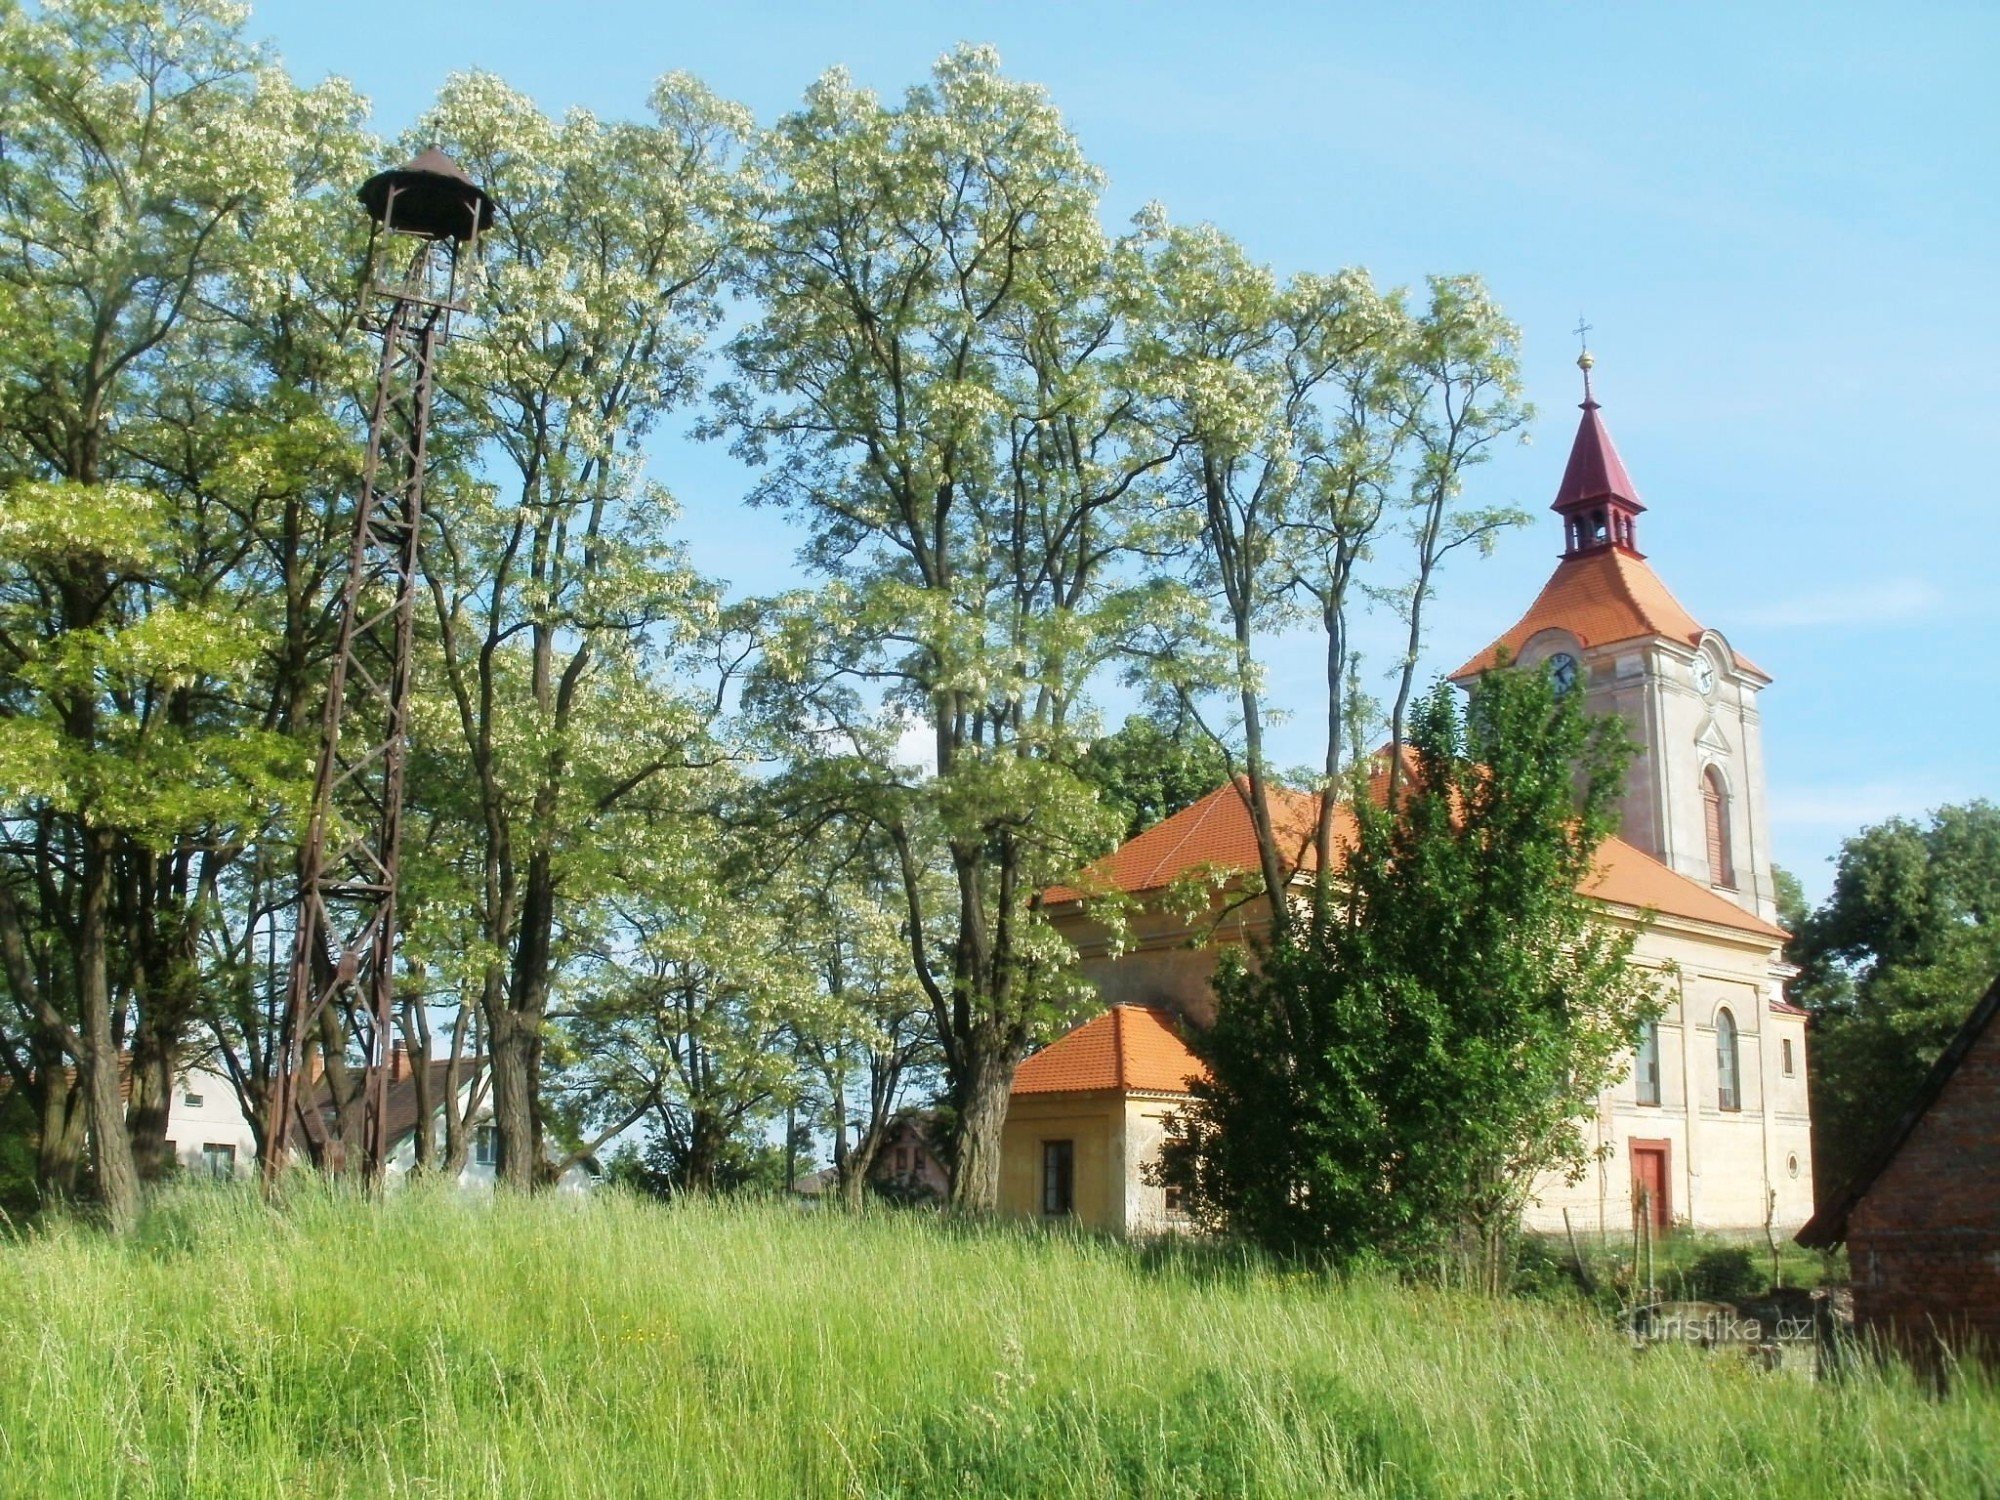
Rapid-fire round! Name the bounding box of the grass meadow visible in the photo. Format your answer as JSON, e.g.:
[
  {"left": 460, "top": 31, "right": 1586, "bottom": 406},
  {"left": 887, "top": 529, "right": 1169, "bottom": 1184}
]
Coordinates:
[{"left": 0, "top": 1185, "right": 1994, "bottom": 1498}]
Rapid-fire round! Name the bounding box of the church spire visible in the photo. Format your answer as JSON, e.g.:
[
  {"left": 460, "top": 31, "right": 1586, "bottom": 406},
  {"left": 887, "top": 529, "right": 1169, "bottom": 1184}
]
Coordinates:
[{"left": 1553, "top": 345, "right": 1645, "bottom": 558}]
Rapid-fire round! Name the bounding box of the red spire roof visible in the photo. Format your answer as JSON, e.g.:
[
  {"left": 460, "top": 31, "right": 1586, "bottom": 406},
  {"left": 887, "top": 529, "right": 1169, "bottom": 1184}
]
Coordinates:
[{"left": 1552, "top": 393, "right": 1645, "bottom": 515}]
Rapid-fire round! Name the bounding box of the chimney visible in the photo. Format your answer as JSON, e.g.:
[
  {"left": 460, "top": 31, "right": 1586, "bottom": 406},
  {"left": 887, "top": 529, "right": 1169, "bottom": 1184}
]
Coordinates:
[{"left": 389, "top": 1042, "right": 410, "bottom": 1082}]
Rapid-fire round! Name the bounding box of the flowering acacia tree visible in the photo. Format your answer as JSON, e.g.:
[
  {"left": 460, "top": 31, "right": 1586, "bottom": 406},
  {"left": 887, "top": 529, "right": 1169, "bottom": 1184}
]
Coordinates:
[{"left": 719, "top": 49, "right": 1185, "bottom": 1210}]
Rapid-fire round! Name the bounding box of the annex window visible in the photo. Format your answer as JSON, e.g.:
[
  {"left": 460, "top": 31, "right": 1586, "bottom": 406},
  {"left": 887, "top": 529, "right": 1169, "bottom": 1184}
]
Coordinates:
[
  {"left": 1703, "top": 768, "right": 1735, "bottom": 889},
  {"left": 894, "top": 1146, "right": 909, "bottom": 1174},
  {"left": 473, "top": 1124, "right": 498, "bottom": 1167},
  {"left": 1781, "top": 1038, "right": 1795, "bottom": 1077},
  {"left": 1635, "top": 1019, "right": 1662, "bottom": 1107},
  {"left": 201, "top": 1143, "right": 235, "bottom": 1179},
  {"left": 182, "top": 1091, "right": 204, "bottom": 1109},
  {"left": 1716, "top": 1008, "right": 1742, "bottom": 1112},
  {"left": 1041, "top": 1139, "right": 1075, "bottom": 1217},
  {"left": 1163, "top": 1183, "right": 1185, "bottom": 1218}
]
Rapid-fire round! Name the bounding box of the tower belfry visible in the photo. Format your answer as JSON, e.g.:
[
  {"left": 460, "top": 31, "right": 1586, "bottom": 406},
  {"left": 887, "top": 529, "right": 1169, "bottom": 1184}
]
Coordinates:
[
  {"left": 263, "top": 151, "right": 496, "bottom": 1186},
  {"left": 1553, "top": 348, "right": 1647, "bottom": 558},
  {"left": 1451, "top": 352, "right": 1778, "bottom": 923}
]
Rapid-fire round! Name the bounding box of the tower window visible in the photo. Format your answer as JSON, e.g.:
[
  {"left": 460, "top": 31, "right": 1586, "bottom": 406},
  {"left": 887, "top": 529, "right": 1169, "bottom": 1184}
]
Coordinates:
[
  {"left": 1702, "top": 768, "right": 1735, "bottom": 889},
  {"left": 1716, "top": 1008, "right": 1741, "bottom": 1113}
]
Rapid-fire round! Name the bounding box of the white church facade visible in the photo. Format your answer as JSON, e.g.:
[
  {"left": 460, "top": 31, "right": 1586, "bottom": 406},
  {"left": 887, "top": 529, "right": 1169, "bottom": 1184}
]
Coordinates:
[{"left": 1004, "top": 359, "right": 1815, "bottom": 1240}]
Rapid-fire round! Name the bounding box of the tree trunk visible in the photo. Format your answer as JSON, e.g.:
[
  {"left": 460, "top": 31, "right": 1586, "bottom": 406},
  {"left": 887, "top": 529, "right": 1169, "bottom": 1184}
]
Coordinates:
[
  {"left": 490, "top": 853, "right": 556, "bottom": 1190},
  {"left": 948, "top": 1045, "right": 1015, "bottom": 1214},
  {"left": 124, "top": 1014, "right": 177, "bottom": 1182},
  {"left": 34, "top": 1042, "right": 87, "bottom": 1201},
  {"left": 487, "top": 1007, "right": 537, "bottom": 1191},
  {"left": 77, "top": 830, "right": 140, "bottom": 1231}
]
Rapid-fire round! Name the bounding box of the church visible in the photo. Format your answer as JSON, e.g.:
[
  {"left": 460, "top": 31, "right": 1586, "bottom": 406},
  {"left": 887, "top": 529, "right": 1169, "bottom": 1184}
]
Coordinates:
[{"left": 999, "top": 357, "right": 1816, "bottom": 1242}]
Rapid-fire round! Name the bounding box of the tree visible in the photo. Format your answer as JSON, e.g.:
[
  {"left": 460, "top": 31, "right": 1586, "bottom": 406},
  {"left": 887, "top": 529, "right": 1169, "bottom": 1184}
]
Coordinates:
[
  {"left": 410, "top": 70, "right": 746, "bottom": 1187},
  {"left": 1788, "top": 802, "right": 2000, "bottom": 1198},
  {"left": 719, "top": 49, "right": 1178, "bottom": 1211},
  {"left": 1076, "top": 711, "right": 1232, "bottom": 841},
  {"left": 1125, "top": 222, "right": 1527, "bottom": 938},
  {"left": 1160, "top": 664, "right": 1660, "bottom": 1287},
  {"left": 0, "top": 0, "right": 362, "bottom": 1225}
]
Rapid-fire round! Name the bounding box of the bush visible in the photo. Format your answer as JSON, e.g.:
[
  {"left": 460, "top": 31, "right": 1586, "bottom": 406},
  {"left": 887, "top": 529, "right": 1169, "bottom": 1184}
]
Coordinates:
[{"left": 1683, "top": 1244, "right": 1762, "bottom": 1303}]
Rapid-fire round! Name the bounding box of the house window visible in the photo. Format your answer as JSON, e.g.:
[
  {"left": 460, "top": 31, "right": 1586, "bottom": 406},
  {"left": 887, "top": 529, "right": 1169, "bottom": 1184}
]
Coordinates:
[
  {"left": 1703, "top": 768, "right": 1735, "bottom": 889},
  {"left": 1042, "top": 1140, "right": 1074, "bottom": 1217},
  {"left": 182, "top": 1091, "right": 203, "bottom": 1109},
  {"left": 1781, "top": 1038, "right": 1795, "bottom": 1077},
  {"left": 894, "top": 1146, "right": 909, "bottom": 1174},
  {"left": 1163, "top": 1183, "right": 1185, "bottom": 1218},
  {"left": 1716, "top": 1008, "right": 1741, "bottom": 1112},
  {"left": 201, "top": 1143, "right": 235, "bottom": 1179},
  {"left": 1634, "top": 1019, "right": 1661, "bottom": 1106},
  {"left": 473, "top": 1124, "right": 498, "bottom": 1167}
]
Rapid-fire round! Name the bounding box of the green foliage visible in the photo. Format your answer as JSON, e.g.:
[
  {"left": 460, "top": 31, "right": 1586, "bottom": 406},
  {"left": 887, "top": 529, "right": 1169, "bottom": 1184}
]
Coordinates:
[
  {"left": 1163, "top": 664, "right": 1661, "bottom": 1282},
  {"left": 1788, "top": 802, "right": 2000, "bottom": 1198},
  {"left": 0, "top": 1186, "right": 1993, "bottom": 1496},
  {"left": 1685, "top": 1244, "right": 1762, "bottom": 1303},
  {"left": 1076, "top": 712, "right": 1232, "bottom": 841}
]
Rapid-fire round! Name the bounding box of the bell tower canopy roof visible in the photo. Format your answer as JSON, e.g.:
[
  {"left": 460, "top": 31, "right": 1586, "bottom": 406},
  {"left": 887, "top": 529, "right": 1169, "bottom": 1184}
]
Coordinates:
[
  {"left": 1550, "top": 354, "right": 1648, "bottom": 560},
  {"left": 1554, "top": 392, "right": 1644, "bottom": 514}
]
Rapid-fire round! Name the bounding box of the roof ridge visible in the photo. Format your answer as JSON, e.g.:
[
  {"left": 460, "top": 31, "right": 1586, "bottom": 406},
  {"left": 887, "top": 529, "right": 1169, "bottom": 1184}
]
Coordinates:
[{"left": 1137, "top": 784, "right": 1228, "bottom": 891}]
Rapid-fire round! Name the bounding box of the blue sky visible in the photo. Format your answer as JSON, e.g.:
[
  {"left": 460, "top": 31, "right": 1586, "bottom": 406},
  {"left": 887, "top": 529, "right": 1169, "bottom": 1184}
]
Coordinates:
[{"left": 251, "top": 0, "right": 1997, "bottom": 901}]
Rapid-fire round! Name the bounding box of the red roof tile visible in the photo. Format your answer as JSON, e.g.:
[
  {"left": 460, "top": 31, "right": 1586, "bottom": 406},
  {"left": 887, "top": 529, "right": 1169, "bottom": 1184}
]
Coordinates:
[
  {"left": 1450, "top": 547, "right": 1767, "bottom": 680},
  {"left": 1012, "top": 1004, "right": 1207, "bottom": 1096},
  {"left": 1049, "top": 770, "right": 1787, "bottom": 941}
]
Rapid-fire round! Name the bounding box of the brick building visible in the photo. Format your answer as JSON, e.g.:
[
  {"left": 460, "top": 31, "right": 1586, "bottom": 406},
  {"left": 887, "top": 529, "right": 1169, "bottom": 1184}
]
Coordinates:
[{"left": 1797, "top": 976, "right": 2000, "bottom": 1365}]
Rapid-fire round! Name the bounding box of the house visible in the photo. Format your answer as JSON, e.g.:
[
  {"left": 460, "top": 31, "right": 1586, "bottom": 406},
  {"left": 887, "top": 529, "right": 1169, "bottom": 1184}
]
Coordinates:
[
  {"left": 294, "top": 1051, "right": 598, "bottom": 1191},
  {"left": 874, "top": 1111, "right": 950, "bottom": 1199},
  {"left": 999, "top": 1004, "right": 1203, "bottom": 1233},
  {"left": 160, "top": 1061, "right": 261, "bottom": 1180},
  {"left": 1797, "top": 976, "right": 2000, "bottom": 1365},
  {"left": 791, "top": 1111, "right": 950, "bottom": 1202},
  {"left": 1006, "top": 357, "right": 1815, "bottom": 1239}
]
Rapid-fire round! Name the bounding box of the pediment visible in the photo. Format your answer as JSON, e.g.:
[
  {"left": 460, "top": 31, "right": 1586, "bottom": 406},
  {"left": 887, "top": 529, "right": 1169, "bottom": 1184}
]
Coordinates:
[{"left": 1695, "top": 715, "right": 1733, "bottom": 756}]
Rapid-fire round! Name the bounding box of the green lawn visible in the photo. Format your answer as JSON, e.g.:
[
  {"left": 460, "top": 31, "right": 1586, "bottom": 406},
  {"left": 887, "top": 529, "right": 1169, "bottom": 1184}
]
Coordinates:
[{"left": 0, "top": 1185, "right": 1991, "bottom": 1498}]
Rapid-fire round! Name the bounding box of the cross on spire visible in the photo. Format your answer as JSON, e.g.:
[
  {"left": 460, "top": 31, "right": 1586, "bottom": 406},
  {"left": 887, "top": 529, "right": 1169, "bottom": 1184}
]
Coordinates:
[{"left": 1574, "top": 315, "right": 1596, "bottom": 401}]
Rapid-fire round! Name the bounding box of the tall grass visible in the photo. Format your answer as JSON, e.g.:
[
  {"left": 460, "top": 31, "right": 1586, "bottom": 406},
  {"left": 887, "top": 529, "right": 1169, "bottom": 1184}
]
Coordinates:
[{"left": 0, "top": 1184, "right": 1992, "bottom": 1498}]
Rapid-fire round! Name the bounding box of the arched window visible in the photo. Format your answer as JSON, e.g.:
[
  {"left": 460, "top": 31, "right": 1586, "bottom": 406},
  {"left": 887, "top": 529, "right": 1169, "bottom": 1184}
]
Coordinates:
[
  {"left": 1702, "top": 767, "right": 1734, "bottom": 888},
  {"left": 1716, "top": 1008, "right": 1741, "bottom": 1112}
]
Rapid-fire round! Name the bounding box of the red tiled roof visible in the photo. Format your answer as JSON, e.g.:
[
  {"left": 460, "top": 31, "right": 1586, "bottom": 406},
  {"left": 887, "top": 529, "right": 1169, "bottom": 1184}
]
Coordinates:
[
  {"left": 1450, "top": 547, "right": 1764, "bottom": 681},
  {"left": 1048, "top": 771, "right": 1788, "bottom": 942},
  {"left": 1011, "top": 1004, "right": 1207, "bottom": 1096},
  {"left": 1045, "top": 774, "right": 1367, "bottom": 905}
]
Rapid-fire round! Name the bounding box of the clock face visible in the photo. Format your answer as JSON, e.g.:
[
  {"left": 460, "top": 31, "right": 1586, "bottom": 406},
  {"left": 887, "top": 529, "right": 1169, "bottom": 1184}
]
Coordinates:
[
  {"left": 1693, "top": 656, "right": 1717, "bottom": 697},
  {"left": 1548, "top": 652, "right": 1579, "bottom": 696}
]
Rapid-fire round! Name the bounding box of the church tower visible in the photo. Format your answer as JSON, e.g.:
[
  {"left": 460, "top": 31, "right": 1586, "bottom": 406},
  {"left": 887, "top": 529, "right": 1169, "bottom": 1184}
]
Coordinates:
[{"left": 1452, "top": 354, "right": 1778, "bottom": 924}]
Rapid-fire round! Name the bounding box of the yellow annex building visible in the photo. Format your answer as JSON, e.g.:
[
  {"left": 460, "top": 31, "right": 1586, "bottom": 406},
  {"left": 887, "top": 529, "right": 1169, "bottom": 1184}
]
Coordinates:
[{"left": 999, "top": 363, "right": 1816, "bottom": 1240}]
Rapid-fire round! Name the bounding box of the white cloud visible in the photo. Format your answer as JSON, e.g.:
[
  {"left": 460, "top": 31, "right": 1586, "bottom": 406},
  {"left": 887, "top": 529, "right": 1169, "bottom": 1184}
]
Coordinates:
[{"left": 1741, "top": 577, "right": 1945, "bottom": 630}]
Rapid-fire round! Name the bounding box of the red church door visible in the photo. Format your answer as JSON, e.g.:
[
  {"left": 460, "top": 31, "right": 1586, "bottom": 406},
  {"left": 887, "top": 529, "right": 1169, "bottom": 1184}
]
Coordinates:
[{"left": 1630, "top": 1141, "right": 1671, "bottom": 1231}]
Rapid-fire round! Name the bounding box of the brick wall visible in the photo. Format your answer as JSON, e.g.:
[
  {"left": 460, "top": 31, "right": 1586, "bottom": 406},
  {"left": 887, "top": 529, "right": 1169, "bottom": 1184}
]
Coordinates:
[{"left": 1847, "top": 1012, "right": 2000, "bottom": 1361}]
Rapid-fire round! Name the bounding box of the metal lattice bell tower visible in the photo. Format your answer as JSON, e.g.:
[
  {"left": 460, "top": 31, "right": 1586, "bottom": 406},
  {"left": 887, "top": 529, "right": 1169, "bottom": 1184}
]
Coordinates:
[{"left": 264, "top": 151, "right": 496, "bottom": 1187}]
